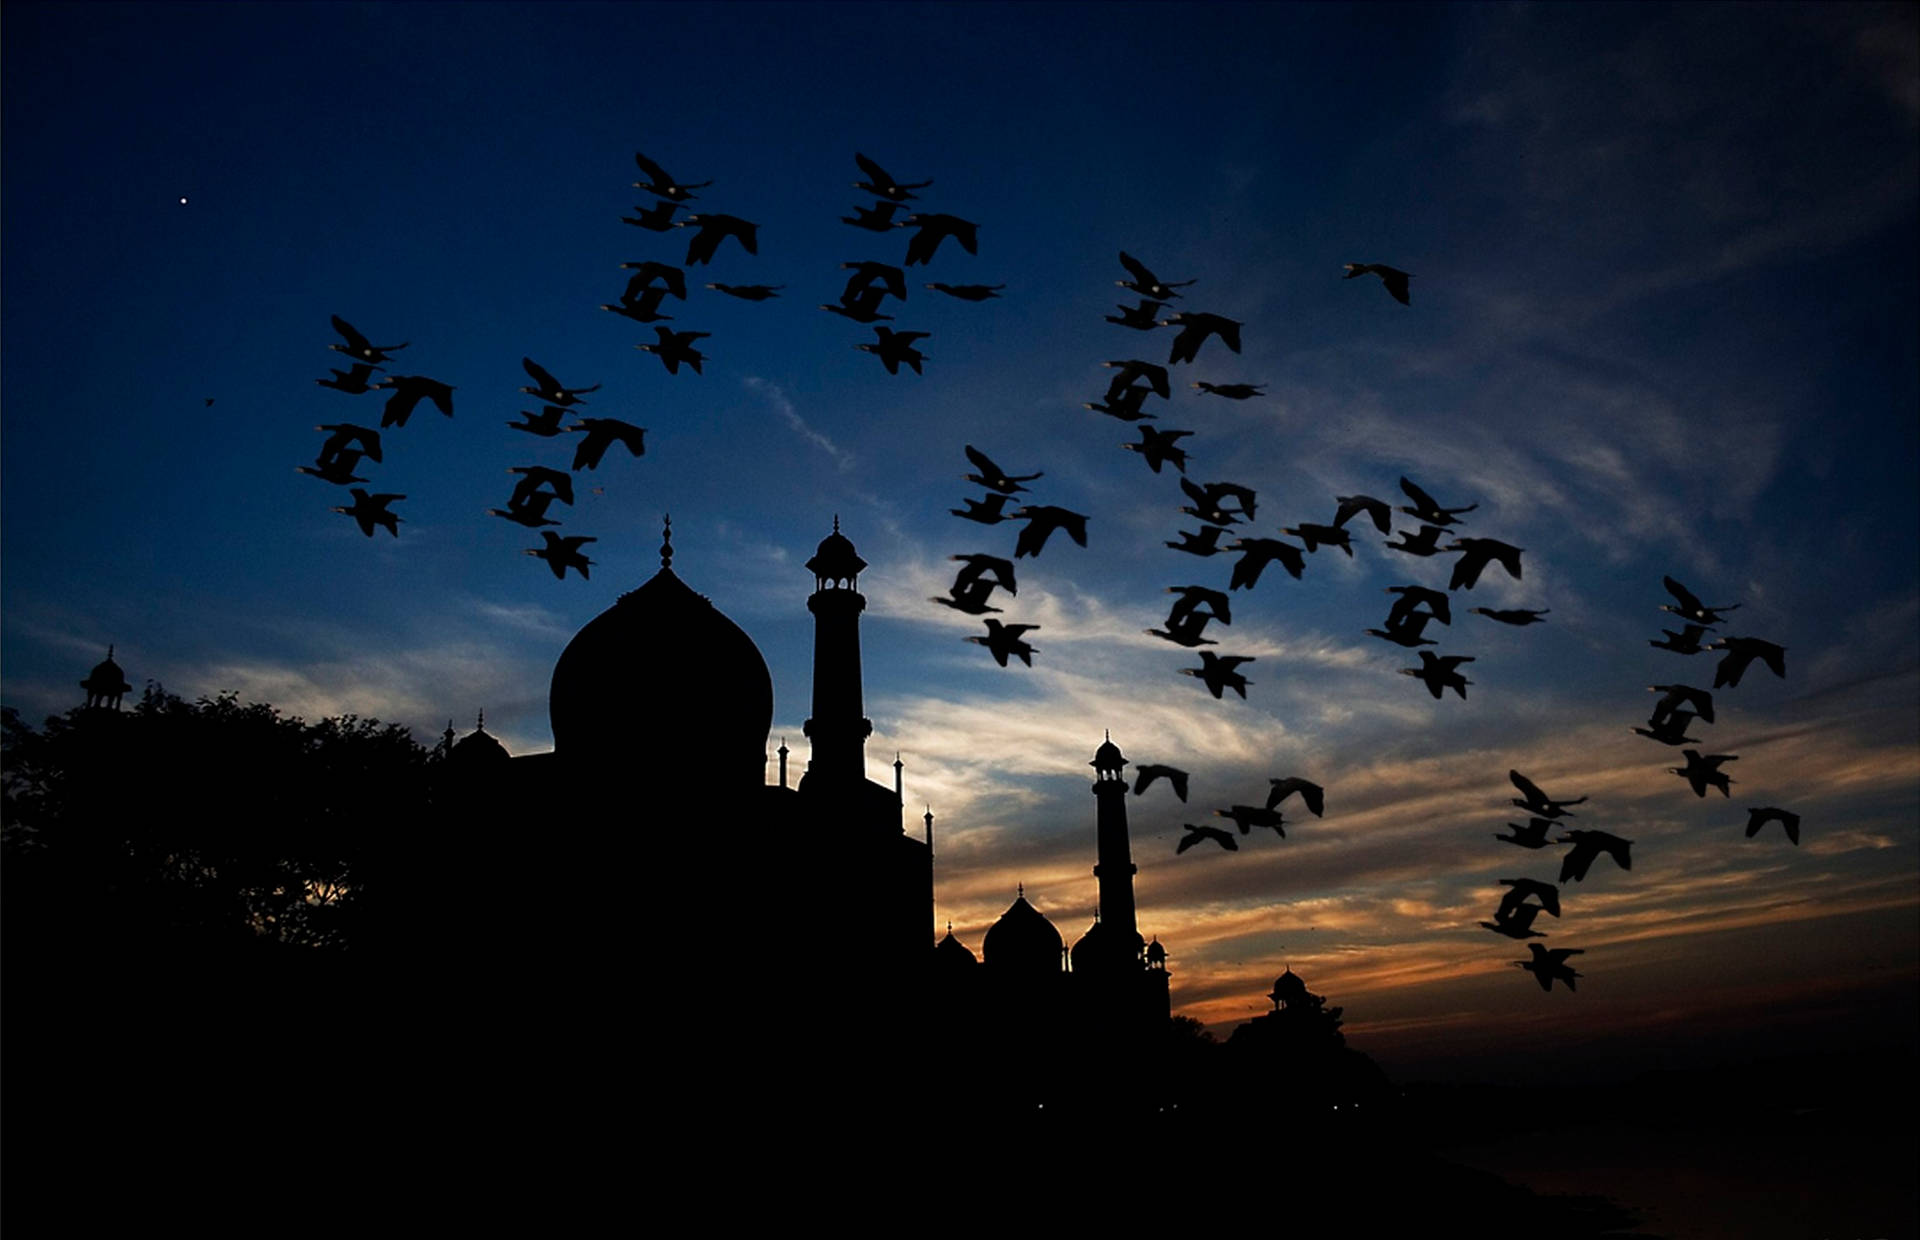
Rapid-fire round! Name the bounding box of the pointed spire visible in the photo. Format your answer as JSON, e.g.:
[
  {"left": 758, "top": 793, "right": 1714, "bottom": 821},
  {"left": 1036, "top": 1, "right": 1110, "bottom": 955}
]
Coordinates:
[
  {"left": 475, "top": 708, "right": 486, "bottom": 732},
  {"left": 660, "top": 513, "right": 673, "bottom": 569}
]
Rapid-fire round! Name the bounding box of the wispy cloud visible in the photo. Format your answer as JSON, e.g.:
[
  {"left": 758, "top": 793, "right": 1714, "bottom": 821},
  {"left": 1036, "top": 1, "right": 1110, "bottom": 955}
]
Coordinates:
[{"left": 744, "top": 376, "right": 853, "bottom": 472}]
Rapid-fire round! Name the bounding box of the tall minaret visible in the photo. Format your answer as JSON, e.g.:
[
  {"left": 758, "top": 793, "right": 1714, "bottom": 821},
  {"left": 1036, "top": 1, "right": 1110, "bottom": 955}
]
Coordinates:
[
  {"left": 1089, "top": 732, "right": 1140, "bottom": 956},
  {"left": 802, "top": 517, "right": 873, "bottom": 786}
]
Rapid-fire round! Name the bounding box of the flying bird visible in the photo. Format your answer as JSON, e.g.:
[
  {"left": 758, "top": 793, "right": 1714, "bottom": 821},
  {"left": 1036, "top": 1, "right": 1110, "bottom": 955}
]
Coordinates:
[
  {"left": 1471, "top": 607, "right": 1550, "bottom": 626},
  {"left": 1160, "top": 311, "right": 1243, "bottom": 365},
  {"left": 1556, "top": 829, "right": 1633, "bottom": 883},
  {"left": 1134, "top": 765, "right": 1190, "bottom": 801},
  {"left": 316, "top": 363, "right": 381, "bottom": 394},
  {"left": 1284, "top": 523, "right": 1353, "bottom": 557},
  {"left": 856, "top": 326, "right": 929, "bottom": 375},
  {"left": 1510, "top": 770, "right": 1587, "bottom": 818},
  {"left": 1166, "top": 526, "right": 1228, "bottom": 557},
  {"left": 1632, "top": 710, "right": 1702, "bottom": 746},
  {"left": 527, "top": 532, "right": 596, "bottom": 580},
  {"left": 1146, "top": 610, "right": 1219, "bottom": 649},
  {"left": 931, "top": 577, "right": 1004, "bottom": 616},
  {"left": 617, "top": 261, "right": 689, "bottom": 301},
  {"left": 1385, "top": 585, "right": 1452, "bottom": 628},
  {"left": 1745, "top": 807, "right": 1801, "bottom": 845},
  {"left": 1166, "top": 584, "right": 1232, "bottom": 627},
  {"left": 372, "top": 375, "right": 454, "bottom": 427},
  {"left": 1191, "top": 381, "right": 1264, "bottom": 400},
  {"left": 329, "top": 316, "right": 409, "bottom": 365},
  {"left": 842, "top": 201, "right": 906, "bottom": 231},
  {"left": 1384, "top": 524, "right": 1448, "bottom": 556},
  {"left": 949, "top": 553, "right": 1017, "bottom": 597},
  {"left": 841, "top": 261, "right": 908, "bottom": 303},
  {"left": 297, "top": 451, "right": 366, "bottom": 486},
  {"left": 1334, "top": 494, "right": 1395, "bottom": 534},
  {"left": 853, "top": 152, "right": 932, "bottom": 201},
  {"left": 636, "top": 327, "right": 709, "bottom": 376},
  {"left": 967, "top": 618, "right": 1038, "bottom": 667},
  {"left": 926, "top": 283, "right": 1004, "bottom": 301},
  {"left": 1650, "top": 624, "right": 1714, "bottom": 655},
  {"left": 509, "top": 406, "right": 570, "bottom": 437},
  {"left": 1116, "top": 252, "right": 1195, "bottom": 300},
  {"left": 706, "top": 282, "right": 784, "bottom": 301},
  {"left": 1181, "top": 652, "right": 1253, "bottom": 699},
  {"left": 676, "top": 213, "right": 759, "bottom": 265},
  {"left": 1480, "top": 902, "right": 1549, "bottom": 940},
  {"left": 1662, "top": 576, "right": 1740, "bottom": 626},
  {"left": 1265, "top": 777, "right": 1324, "bottom": 817},
  {"left": 1226, "top": 538, "right": 1306, "bottom": 589},
  {"left": 951, "top": 493, "right": 1014, "bottom": 525},
  {"left": 901, "top": 213, "right": 979, "bottom": 266},
  {"left": 1401, "top": 651, "right": 1473, "bottom": 699},
  {"left": 1670, "top": 749, "right": 1738, "bottom": 798},
  {"left": 1497, "top": 878, "right": 1562, "bottom": 920},
  {"left": 1496, "top": 819, "right": 1555, "bottom": 849},
  {"left": 1515, "top": 943, "right": 1583, "bottom": 992},
  {"left": 1649, "top": 684, "right": 1716, "bottom": 725},
  {"left": 315, "top": 423, "right": 382, "bottom": 464},
  {"left": 1398, "top": 477, "right": 1476, "bottom": 526},
  {"left": 333, "top": 488, "right": 403, "bottom": 538},
  {"left": 632, "top": 151, "right": 710, "bottom": 201},
  {"left": 568, "top": 419, "right": 647, "bottom": 471},
  {"left": 1105, "top": 299, "right": 1167, "bottom": 330},
  {"left": 520, "top": 358, "right": 600, "bottom": 407},
  {"left": 1446, "top": 538, "right": 1524, "bottom": 589},
  {"left": 1176, "top": 823, "right": 1238, "bottom": 854},
  {"left": 601, "top": 286, "right": 676, "bottom": 324},
  {"left": 1011, "top": 505, "right": 1088, "bottom": 558},
  {"left": 1122, "top": 425, "right": 1193, "bottom": 475},
  {"left": 1103, "top": 359, "right": 1172, "bottom": 401},
  {"left": 1214, "top": 805, "right": 1286, "bottom": 836},
  {"left": 821, "top": 287, "right": 896, "bottom": 324},
  {"left": 508, "top": 465, "right": 575, "bottom": 509},
  {"left": 963, "top": 445, "right": 1042, "bottom": 494},
  {"left": 1343, "top": 263, "right": 1413, "bottom": 305},
  {"left": 620, "top": 199, "right": 683, "bottom": 231},
  {"left": 488, "top": 491, "right": 562, "bottom": 529},
  {"left": 1084, "top": 384, "right": 1158, "bottom": 421},
  {"left": 1707, "top": 636, "right": 1787, "bottom": 688}
]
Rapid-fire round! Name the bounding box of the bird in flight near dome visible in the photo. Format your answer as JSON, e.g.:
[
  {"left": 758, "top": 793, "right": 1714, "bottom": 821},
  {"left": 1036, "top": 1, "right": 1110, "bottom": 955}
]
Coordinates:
[
  {"left": 1226, "top": 537, "right": 1305, "bottom": 588},
  {"left": 1122, "top": 425, "right": 1193, "bottom": 475},
  {"left": 967, "top": 618, "right": 1038, "bottom": 667},
  {"left": 1334, "top": 494, "right": 1394, "bottom": 534},
  {"left": 617, "top": 261, "right": 689, "bottom": 301},
  {"left": 632, "top": 151, "right": 710, "bottom": 201},
  {"left": 316, "top": 362, "right": 381, "bottom": 394},
  {"left": 841, "top": 260, "right": 908, "bottom": 303},
  {"left": 926, "top": 282, "right": 1004, "bottom": 301},
  {"left": 1215, "top": 805, "right": 1285, "bottom": 836},
  {"left": 853, "top": 152, "right": 932, "bottom": 202},
  {"left": 1181, "top": 651, "right": 1254, "bottom": 700},
  {"left": 1134, "top": 764, "right": 1190, "bottom": 801},
  {"left": 636, "top": 326, "right": 709, "bottom": 376},
  {"left": 1480, "top": 901, "right": 1548, "bottom": 940},
  {"left": 1632, "top": 710, "right": 1701, "bottom": 747},
  {"left": 1084, "top": 384, "right": 1157, "bottom": 421},
  {"left": 900, "top": 213, "right": 979, "bottom": 266},
  {"left": 333, "top": 489, "right": 403, "bottom": 538},
  {"left": 821, "top": 287, "right": 895, "bottom": 324},
  {"left": 950, "top": 493, "right": 1015, "bottom": 525},
  {"left": 1266, "top": 777, "right": 1324, "bottom": 817},
  {"left": 297, "top": 450, "right": 366, "bottom": 486},
  {"left": 1495, "top": 818, "right": 1555, "bottom": 849},
  {"left": 1670, "top": 749, "right": 1738, "bottom": 798},
  {"left": 1367, "top": 611, "right": 1440, "bottom": 649},
  {"left": 602, "top": 286, "right": 676, "bottom": 325},
  {"left": 1384, "top": 524, "right": 1448, "bottom": 557},
  {"left": 508, "top": 406, "right": 570, "bottom": 438},
  {"left": 507, "top": 465, "right": 574, "bottom": 509},
  {"left": 1446, "top": 537, "right": 1525, "bottom": 589},
  {"left": 1191, "top": 381, "right": 1264, "bottom": 400},
  {"left": 1103, "top": 358, "right": 1172, "bottom": 401},
  {"left": 1165, "top": 525, "right": 1228, "bottom": 558},
  {"left": 1648, "top": 683, "right": 1716, "bottom": 725},
  {"left": 676, "top": 213, "right": 759, "bottom": 265},
  {"left": 842, "top": 200, "right": 906, "bottom": 232},
  {"left": 856, "top": 326, "right": 929, "bottom": 375},
  {"left": 329, "top": 315, "right": 409, "bottom": 365},
  {"left": 1283, "top": 522, "right": 1354, "bottom": 558},
  {"left": 1497, "top": 877, "right": 1562, "bottom": 921},
  {"left": 1343, "top": 263, "right": 1413, "bottom": 305},
  {"left": 963, "top": 445, "right": 1043, "bottom": 495},
  {"left": 1515, "top": 943, "right": 1583, "bottom": 992},
  {"left": 1661, "top": 576, "right": 1740, "bottom": 626},
  {"left": 1745, "top": 807, "right": 1801, "bottom": 845},
  {"left": 1166, "top": 584, "right": 1232, "bottom": 627},
  {"left": 621, "top": 199, "right": 683, "bottom": 231},
  {"left": 1176, "top": 823, "right": 1237, "bottom": 854},
  {"left": 1556, "top": 829, "right": 1633, "bottom": 883},
  {"left": 1650, "top": 623, "right": 1714, "bottom": 655},
  {"left": 488, "top": 491, "right": 562, "bottom": 529},
  {"left": 1510, "top": 770, "right": 1586, "bottom": 819},
  {"left": 1106, "top": 298, "right": 1168, "bottom": 330},
  {"left": 1706, "top": 636, "right": 1787, "bottom": 688},
  {"left": 520, "top": 358, "right": 601, "bottom": 408},
  {"left": 1160, "top": 311, "right": 1242, "bottom": 365},
  {"left": 567, "top": 418, "right": 647, "bottom": 471},
  {"left": 315, "top": 423, "right": 382, "bottom": 465},
  {"left": 527, "top": 532, "right": 596, "bottom": 580},
  {"left": 931, "top": 576, "right": 1004, "bottom": 616},
  {"left": 1400, "top": 651, "right": 1473, "bottom": 699},
  {"left": 1397, "top": 477, "right": 1475, "bottom": 527},
  {"left": 372, "top": 375, "right": 454, "bottom": 427},
  {"left": 949, "top": 553, "right": 1018, "bottom": 597},
  {"left": 1117, "top": 252, "right": 1195, "bottom": 300},
  {"left": 1011, "top": 505, "right": 1089, "bottom": 558},
  {"left": 1146, "top": 609, "right": 1219, "bottom": 649}
]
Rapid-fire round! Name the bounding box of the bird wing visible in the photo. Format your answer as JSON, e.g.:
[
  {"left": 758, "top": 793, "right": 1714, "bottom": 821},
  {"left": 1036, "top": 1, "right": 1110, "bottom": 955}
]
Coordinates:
[
  {"left": 1663, "top": 576, "right": 1705, "bottom": 614},
  {"left": 1119, "top": 251, "right": 1153, "bottom": 286},
  {"left": 522, "top": 357, "right": 559, "bottom": 392},
  {"left": 331, "top": 315, "right": 370, "bottom": 352}
]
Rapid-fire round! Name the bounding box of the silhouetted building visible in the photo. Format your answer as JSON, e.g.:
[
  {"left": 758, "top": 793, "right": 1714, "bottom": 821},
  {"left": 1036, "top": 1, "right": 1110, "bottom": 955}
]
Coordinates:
[{"left": 80, "top": 646, "right": 132, "bottom": 710}]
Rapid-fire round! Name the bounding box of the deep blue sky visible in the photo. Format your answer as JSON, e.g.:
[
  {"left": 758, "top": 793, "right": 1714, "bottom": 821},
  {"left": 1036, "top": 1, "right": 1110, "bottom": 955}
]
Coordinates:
[{"left": 4, "top": 2, "right": 1916, "bottom": 1079}]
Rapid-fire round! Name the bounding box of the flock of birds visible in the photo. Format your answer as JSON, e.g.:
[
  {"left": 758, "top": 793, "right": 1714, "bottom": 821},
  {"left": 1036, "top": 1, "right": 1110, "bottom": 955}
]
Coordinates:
[
  {"left": 304, "top": 320, "right": 644, "bottom": 578},
  {"left": 301, "top": 149, "right": 1809, "bottom": 1001}
]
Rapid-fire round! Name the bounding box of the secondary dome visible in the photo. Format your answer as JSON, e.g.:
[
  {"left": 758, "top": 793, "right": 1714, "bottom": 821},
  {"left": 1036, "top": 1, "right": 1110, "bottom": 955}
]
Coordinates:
[
  {"left": 548, "top": 523, "right": 772, "bottom": 786},
  {"left": 983, "top": 889, "right": 1062, "bottom": 977}
]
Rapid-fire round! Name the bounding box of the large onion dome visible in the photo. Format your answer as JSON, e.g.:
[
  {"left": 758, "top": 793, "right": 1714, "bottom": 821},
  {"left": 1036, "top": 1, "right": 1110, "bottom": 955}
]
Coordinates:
[
  {"left": 548, "top": 521, "right": 772, "bottom": 789},
  {"left": 982, "top": 887, "right": 1062, "bottom": 978}
]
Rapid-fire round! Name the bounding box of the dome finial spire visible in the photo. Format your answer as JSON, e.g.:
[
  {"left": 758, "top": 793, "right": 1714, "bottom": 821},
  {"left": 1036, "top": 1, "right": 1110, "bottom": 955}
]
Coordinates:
[
  {"left": 833, "top": 513, "right": 840, "bottom": 534},
  {"left": 660, "top": 514, "right": 673, "bottom": 569}
]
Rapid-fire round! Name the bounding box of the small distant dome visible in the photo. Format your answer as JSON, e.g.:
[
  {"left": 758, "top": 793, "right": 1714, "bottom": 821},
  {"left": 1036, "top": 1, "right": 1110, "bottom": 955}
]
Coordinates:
[
  {"left": 805, "top": 517, "right": 867, "bottom": 587},
  {"left": 1271, "top": 968, "right": 1308, "bottom": 1006},
  {"left": 449, "top": 715, "right": 510, "bottom": 766},
  {"left": 1070, "top": 918, "right": 1109, "bottom": 971},
  {"left": 935, "top": 928, "right": 978, "bottom": 970},
  {"left": 81, "top": 646, "right": 133, "bottom": 708},
  {"left": 983, "top": 890, "right": 1062, "bottom": 977},
  {"left": 1073, "top": 917, "right": 1144, "bottom": 975},
  {"left": 1146, "top": 937, "right": 1167, "bottom": 966},
  {"left": 1090, "top": 733, "right": 1127, "bottom": 772}
]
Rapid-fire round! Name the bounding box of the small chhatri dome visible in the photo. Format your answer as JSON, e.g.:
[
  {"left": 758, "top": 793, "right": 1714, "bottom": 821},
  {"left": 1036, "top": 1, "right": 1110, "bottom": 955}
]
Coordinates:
[
  {"left": 1090, "top": 730, "right": 1127, "bottom": 780},
  {"left": 449, "top": 710, "right": 510, "bottom": 766},
  {"left": 1270, "top": 968, "right": 1308, "bottom": 1007},
  {"left": 983, "top": 888, "right": 1063, "bottom": 976},
  {"left": 934, "top": 925, "right": 978, "bottom": 970},
  {"left": 805, "top": 515, "right": 867, "bottom": 589},
  {"left": 1146, "top": 936, "right": 1168, "bottom": 966},
  {"left": 549, "top": 524, "right": 773, "bottom": 782},
  {"left": 81, "top": 645, "right": 133, "bottom": 708}
]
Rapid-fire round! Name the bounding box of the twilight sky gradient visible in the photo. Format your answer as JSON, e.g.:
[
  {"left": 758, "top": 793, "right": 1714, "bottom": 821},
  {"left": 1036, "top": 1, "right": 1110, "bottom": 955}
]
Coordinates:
[{"left": 4, "top": 2, "right": 1915, "bottom": 1081}]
